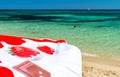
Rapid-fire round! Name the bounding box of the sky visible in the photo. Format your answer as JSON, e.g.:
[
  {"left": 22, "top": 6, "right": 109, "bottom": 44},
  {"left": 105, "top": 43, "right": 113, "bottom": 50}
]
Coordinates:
[{"left": 0, "top": 0, "right": 120, "bottom": 9}]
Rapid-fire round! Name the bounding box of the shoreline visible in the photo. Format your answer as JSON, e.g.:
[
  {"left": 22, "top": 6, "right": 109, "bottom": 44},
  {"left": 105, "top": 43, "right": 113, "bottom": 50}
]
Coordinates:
[{"left": 82, "top": 56, "right": 120, "bottom": 77}]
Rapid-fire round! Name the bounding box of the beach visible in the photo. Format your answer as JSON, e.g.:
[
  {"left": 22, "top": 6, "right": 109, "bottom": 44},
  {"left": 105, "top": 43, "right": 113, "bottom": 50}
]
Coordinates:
[
  {"left": 0, "top": 10, "right": 120, "bottom": 77},
  {"left": 82, "top": 56, "right": 120, "bottom": 77}
]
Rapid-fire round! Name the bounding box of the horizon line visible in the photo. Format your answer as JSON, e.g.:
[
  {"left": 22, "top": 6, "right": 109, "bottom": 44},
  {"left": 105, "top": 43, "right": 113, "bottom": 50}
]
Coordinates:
[{"left": 0, "top": 9, "right": 120, "bottom": 11}]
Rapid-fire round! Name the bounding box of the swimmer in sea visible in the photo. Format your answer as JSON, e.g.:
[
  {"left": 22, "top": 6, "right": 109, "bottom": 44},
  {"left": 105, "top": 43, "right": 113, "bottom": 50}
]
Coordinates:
[{"left": 73, "top": 25, "right": 77, "bottom": 29}]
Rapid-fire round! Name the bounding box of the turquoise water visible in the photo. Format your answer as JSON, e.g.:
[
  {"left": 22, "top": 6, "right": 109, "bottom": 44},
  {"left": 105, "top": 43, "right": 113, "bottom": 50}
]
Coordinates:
[{"left": 0, "top": 10, "right": 120, "bottom": 59}]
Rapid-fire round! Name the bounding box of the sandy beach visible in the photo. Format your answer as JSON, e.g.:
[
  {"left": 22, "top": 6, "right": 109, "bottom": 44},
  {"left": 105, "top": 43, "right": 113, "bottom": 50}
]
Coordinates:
[{"left": 82, "top": 56, "right": 120, "bottom": 77}]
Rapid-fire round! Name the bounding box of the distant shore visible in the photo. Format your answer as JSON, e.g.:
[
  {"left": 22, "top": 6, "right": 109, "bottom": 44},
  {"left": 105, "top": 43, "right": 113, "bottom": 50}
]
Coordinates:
[{"left": 82, "top": 56, "right": 120, "bottom": 77}]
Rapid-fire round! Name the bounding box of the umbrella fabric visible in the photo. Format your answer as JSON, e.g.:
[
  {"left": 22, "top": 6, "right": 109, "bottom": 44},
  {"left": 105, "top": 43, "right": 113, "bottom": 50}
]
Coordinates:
[{"left": 0, "top": 35, "right": 82, "bottom": 77}]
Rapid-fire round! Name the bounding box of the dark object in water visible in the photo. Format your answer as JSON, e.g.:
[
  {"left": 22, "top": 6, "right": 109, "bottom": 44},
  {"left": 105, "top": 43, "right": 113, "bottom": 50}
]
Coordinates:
[{"left": 73, "top": 25, "right": 77, "bottom": 29}]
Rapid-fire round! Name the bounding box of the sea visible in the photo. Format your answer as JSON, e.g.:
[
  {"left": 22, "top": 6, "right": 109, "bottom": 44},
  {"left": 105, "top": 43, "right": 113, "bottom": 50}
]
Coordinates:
[{"left": 0, "top": 10, "right": 120, "bottom": 59}]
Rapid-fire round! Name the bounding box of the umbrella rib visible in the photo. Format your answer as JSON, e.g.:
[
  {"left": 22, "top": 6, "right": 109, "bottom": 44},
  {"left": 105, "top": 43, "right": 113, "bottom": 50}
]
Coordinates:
[{"left": 63, "top": 66, "right": 81, "bottom": 77}]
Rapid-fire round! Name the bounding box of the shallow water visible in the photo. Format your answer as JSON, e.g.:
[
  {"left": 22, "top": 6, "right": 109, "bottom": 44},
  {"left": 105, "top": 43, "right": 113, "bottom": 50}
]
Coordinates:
[{"left": 0, "top": 10, "right": 120, "bottom": 59}]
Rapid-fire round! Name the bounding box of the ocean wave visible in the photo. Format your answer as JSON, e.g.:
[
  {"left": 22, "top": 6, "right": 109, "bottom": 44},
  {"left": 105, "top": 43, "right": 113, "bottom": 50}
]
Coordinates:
[{"left": 82, "top": 53, "right": 99, "bottom": 57}]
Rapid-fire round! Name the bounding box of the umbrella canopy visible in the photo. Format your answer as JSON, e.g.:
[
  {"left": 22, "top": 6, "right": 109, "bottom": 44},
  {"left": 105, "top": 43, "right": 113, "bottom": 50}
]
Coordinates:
[{"left": 0, "top": 35, "right": 82, "bottom": 77}]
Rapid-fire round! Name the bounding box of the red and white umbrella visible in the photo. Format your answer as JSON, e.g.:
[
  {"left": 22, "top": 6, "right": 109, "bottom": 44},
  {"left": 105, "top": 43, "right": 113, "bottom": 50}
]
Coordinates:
[{"left": 0, "top": 35, "right": 82, "bottom": 77}]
